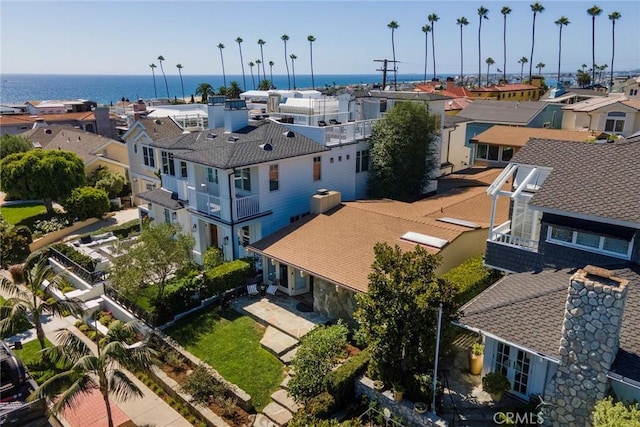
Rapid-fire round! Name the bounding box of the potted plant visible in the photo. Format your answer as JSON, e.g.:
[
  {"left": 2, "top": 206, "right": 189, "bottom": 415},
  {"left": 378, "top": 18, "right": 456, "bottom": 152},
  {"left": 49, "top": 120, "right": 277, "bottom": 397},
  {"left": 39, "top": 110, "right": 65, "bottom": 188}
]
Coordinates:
[
  {"left": 469, "top": 343, "right": 484, "bottom": 375},
  {"left": 482, "top": 372, "right": 511, "bottom": 402},
  {"left": 372, "top": 380, "right": 385, "bottom": 391},
  {"left": 392, "top": 383, "right": 405, "bottom": 401},
  {"left": 413, "top": 402, "right": 428, "bottom": 414}
]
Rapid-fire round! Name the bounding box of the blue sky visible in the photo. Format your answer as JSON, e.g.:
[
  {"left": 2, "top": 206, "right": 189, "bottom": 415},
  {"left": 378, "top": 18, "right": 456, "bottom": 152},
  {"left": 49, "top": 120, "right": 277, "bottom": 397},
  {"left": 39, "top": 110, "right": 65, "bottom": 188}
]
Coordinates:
[{"left": 1, "top": 1, "right": 638, "bottom": 76}]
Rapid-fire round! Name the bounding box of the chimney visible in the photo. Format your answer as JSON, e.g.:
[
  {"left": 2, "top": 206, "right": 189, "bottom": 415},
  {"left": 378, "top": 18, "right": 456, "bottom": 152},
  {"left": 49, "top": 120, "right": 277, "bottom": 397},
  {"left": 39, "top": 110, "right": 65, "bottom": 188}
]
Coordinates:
[
  {"left": 310, "top": 189, "right": 341, "bottom": 214},
  {"left": 224, "top": 99, "right": 249, "bottom": 133},
  {"left": 207, "top": 96, "right": 226, "bottom": 129},
  {"left": 32, "top": 118, "right": 48, "bottom": 129},
  {"left": 545, "top": 266, "right": 629, "bottom": 426}
]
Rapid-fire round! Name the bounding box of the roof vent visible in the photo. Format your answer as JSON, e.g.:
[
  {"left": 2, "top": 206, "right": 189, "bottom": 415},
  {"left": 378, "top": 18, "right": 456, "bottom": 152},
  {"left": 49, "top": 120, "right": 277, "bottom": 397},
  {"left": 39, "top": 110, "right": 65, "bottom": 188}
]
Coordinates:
[
  {"left": 45, "top": 129, "right": 52, "bottom": 134},
  {"left": 284, "top": 130, "right": 295, "bottom": 138},
  {"left": 227, "top": 136, "right": 239, "bottom": 143},
  {"left": 259, "top": 143, "right": 273, "bottom": 151},
  {"left": 437, "top": 217, "right": 481, "bottom": 229},
  {"left": 182, "top": 130, "right": 191, "bottom": 135},
  {"left": 206, "top": 133, "right": 217, "bottom": 139},
  {"left": 400, "top": 231, "right": 448, "bottom": 249},
  {"left": 154, "top": 119, "right": 161, "bottom": 125},
  {"left": 316, "top": 188, "right": 329, "bottom": 195}
]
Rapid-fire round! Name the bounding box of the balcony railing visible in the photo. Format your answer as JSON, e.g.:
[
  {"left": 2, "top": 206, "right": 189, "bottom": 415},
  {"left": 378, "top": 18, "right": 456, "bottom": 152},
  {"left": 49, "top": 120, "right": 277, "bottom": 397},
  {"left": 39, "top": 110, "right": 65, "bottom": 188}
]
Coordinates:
[
  {"left": 191, "top": 189, "right": 223, "bottom": 218},
  {"left": 49, "top": 247, "right": 107, "bottom": 285},
  {"left": 490, "top": 221, "right": 539, "bottom": 252},
  {"left": 324, "top": 119, "right": 378, "bottom": 146},
  {"left": 162, "top": 175, "right": 189, "bottom": 201},
  {"left": 235, "top": 194, "right": 260, "bottom": 219}
]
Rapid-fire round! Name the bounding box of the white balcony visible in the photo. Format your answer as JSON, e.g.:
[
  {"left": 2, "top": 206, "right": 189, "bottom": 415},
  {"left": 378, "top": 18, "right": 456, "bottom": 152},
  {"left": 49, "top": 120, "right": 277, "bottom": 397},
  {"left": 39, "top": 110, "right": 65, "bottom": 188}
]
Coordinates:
[
  {"left": 235, "top": 194, "right": 260, "bottom": 219},
  {"left": 188, "top": 188, "right": 259, "bottom": 221},
  {"left": 324, "top": 120, "right": 378, "bottom": 146},
  {"left": 162, "top": 175, "right": 189, "bottom": 201},
  {"left": 489, "top": 221, "right": 539, "bottom": 252}
]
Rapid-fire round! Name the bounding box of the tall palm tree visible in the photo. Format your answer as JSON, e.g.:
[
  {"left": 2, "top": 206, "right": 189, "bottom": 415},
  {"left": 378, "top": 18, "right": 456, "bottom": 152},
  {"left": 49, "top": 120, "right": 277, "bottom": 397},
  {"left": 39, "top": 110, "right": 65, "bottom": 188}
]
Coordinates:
[
  {"left": 0, "top": 252, "right": 82, "bottom": 351},
  {"left": 486, "top": 57, "right": 495, "bottom": 86},
  {"left": 555, "top": 16, "right": 570, "bottom": 81},
  {"left": 255, "top": 59, "right": 262, "bottom": 82},
  {"left": 248, "top": 61, "right": 256, "bottom": 89},
  {"left": 428, "top": 14, "right": 439, "bottom": 79},
  {"left": 518, "top": 56, "right": 529, "bottom": 82},
  {"left": 31, "top": 322, "right": 157, "bottom": 427},
  {"left": 421, "top": 25, "right": 431, "bottom": 83},
  {"left": 609, "top": 11, "right": 621, "bottom": 88},
  {"left": 268, "top": 60, "right": 275, "bottom": 88},
  {"left": 307, "top": 35, "right": 316, "bottom": 90},
  {"left": 195, "top": 82, "right": 214, "bottom": 103},
  {"left": 587, "top": 5, "right": 603, "bottom": 84},
  {"left": 228, "top": 81, "right": 242, "bottom": 99},
  {"left": 477, "top": 6, "right": 489, "bottom": 87},
  {"left": 456, "top": 18, "right": 468, "bottom": 84},
  {"left": 257, "top": 39, "right": 267, "bottom": 77},
  {"left": 149, "top": 63, "right": 158, "bottom": 99},
  {"left": 157, "top": 55, "right": 170, "bottom": 99},
  {"left": 528, "top": 3, "right": 545, "bottom": 83},
  {"left": 217, "top": 43, "right": 227, "bottom": 88},
  {"left": 176, "top": 64, "right": 185, "bottom": 102},
  {"left": 501, "top": 6, "right": 512, "bottom": 82},
  {"left": 235, "top": 37, "right": 247, "bottom": 91},
  {"left": 536, "top": 62, "right": 545, "bottom": 75},
  {"left": 387, "top": 21, "right": 399, "bottom": 90},
  {"left": 290, "top": 54, "right": 297, "bottom": 89},
  {"left": 281, "top": 34, "right": 291, "bottom": 90}
]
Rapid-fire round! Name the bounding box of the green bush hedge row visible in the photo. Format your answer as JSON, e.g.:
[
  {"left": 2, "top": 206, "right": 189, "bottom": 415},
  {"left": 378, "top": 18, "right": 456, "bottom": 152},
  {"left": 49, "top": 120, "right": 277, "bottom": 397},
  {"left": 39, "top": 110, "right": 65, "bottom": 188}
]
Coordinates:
[
  {"left": 442, "top": 254, "right": 503, "bottom": 305},
  {"left": 327, "top": 348, "right": 371, "bottom": 409},
  {"left": 51, "top": 243, "right": 97, "bottom": 272}
]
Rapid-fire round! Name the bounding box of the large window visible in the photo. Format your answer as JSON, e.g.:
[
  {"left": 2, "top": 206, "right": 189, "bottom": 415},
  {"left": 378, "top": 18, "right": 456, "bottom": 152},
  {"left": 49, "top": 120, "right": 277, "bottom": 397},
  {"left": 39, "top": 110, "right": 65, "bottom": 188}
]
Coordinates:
[
  {"left": 313, "top": 156, "right": 322, "bottom": 181},
  {"left": 605, "top": 111, "right": 625, "bottom": 133},
  {"left": 142, "top": 146, "right": 155, "bottom": 168},
  {"left": 356, "top": 149, "right": 370, "bottom": 173},
  {"left": 180, "top": 161, "right": 188, "bottom": 178},
  {"left": 235, "top": 168, "right": 251, "bottom": 191},
  {"left": 161, "top": 151, "right": 175, "bottom": 176},
  {"left": 269, "top": 164, "right": 279, "bottom": 191},
  {"left": 547, "top": 226, "right": 632, "bottom": 259},
  {"left": 476, "top": 144, "right": 500, "bottom": 161}
]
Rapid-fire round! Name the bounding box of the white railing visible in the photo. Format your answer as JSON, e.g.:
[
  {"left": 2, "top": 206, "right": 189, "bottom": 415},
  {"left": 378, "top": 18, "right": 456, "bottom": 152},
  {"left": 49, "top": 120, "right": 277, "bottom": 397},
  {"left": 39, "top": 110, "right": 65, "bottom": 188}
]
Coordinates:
[
  {"left": 235, "top": 194, "right": 260, "bottom": 219},
  {"left": 324, "top": 119, "right": 378, "bottom": 146},
  {"left": 491, "top": 229, "right": 539, "bottom": 252},
  {"left": 189, "top": 188, "right": 223, "bottom": 218},
  {"left": 162, "top": 175, "right": 189, "bottom": 200}
]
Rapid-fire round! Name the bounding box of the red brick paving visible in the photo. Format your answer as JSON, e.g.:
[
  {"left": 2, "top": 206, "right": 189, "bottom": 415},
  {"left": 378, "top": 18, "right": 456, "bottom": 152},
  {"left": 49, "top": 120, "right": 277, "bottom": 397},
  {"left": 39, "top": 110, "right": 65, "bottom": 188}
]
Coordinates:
[{"left": 60, "top": 388, "right": 129, "bottom": 427}]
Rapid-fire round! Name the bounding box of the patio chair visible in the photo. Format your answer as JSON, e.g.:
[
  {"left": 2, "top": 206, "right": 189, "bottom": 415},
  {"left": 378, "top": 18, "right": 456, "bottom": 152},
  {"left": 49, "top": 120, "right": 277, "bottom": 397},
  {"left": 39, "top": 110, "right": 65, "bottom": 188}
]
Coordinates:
[
  {"left": 266, "top": 281, "right": 279, "bottom": 296},
  {"left": 247, "top": 283, "right": 259, "bottom": 298}
]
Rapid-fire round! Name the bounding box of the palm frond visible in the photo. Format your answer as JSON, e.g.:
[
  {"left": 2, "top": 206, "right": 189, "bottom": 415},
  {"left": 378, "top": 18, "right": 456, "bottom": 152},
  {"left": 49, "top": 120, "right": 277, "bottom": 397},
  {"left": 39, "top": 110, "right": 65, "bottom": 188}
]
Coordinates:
[
  {"left": 50, "top": 374, "right": 98, "bottom": 415},
  {"left": 108, "top": 370, "right": 144, "bottom": 402},
  {"left": 53, "top": 329, "right": 91, "bottom": 361}
]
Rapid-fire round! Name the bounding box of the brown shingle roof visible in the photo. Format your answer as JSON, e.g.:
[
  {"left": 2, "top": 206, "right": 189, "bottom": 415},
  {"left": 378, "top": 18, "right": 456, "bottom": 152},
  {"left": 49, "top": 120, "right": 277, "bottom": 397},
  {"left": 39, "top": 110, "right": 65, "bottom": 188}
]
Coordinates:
[
  {"left": 470, "top": 125, "right": 594, "bottom": 147},
  {"left": 0, "top": 111, "right": 95, "bottom": 125},
  {"left": 511, "top": 138, "right": 640, "bottom": 225}
]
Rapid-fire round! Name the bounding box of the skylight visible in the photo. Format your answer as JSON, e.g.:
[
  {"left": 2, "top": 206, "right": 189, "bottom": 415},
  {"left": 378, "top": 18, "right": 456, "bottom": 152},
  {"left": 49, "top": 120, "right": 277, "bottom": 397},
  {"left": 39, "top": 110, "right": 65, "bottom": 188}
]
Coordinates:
[
  {"left": 401, "top": 231, "right": 448, "bottom": 249},
  {"left": 436, "top": 217, "right": 481, "bottom": 229}
]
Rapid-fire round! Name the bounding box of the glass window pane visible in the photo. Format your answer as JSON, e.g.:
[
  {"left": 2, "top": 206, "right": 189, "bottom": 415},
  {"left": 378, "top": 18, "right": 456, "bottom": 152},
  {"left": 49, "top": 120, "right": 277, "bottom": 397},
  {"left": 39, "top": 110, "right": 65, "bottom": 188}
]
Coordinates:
[
  {"left": 550, "top": 227, "right": 572, "bottom": 242},
  {"left": 605, "top": 120, "right": 614, "bottom": 132},
  {"left": 603, "top": 237, "right": 629, "bottom": 254},
  {"left": 502, "top": 147, "right": 514, "bottom": 161},
  {"left": 269, "top": 164, "right": 279, "bottom": 191},
  {"left": 576, "top": 232, "right": 600, "bottom": 248},
  {"left": 476, "top": 144, "right": 488, "bottom": 160},
  {"left": 615, "top": 120, "right": 624, "bottom": 132},
  {"left": 488, "top": 145, "right": 499, "bottom": 161}
]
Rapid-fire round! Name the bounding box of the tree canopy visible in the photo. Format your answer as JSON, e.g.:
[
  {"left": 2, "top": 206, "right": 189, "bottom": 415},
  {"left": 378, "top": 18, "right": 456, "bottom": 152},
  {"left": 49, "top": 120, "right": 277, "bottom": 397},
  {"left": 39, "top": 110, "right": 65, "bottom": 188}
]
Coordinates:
[
  {"left": 367, "top": 102, "right": 437, "bottom": 202},
  {"left": 0, "top": 134, "right": 32, "bottom": 159},
  {"left": 354, "top": 243, "right": 458, "bottom": 387},
  {"left": 89, "top": 166, "right": 125, "bottom": 199},
  {"left": 0, "top": 150, "right": 85, "bottom": 214},
  {"left": 63, "top": 186, "right": 110, "bottom": 221}
]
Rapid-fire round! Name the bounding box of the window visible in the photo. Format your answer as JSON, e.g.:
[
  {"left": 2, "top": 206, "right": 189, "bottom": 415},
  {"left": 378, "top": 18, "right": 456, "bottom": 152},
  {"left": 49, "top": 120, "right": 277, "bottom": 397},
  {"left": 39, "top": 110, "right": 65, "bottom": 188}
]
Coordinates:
[
  {"left": 269, "top": 164, "right": 279, "bottom": 191},
  {"left": 239, "top": 226, "right": 250, "bottom": 246},
  {"left": 142, "top": 146, "right": 155, "bottom": 168},
  {"left": 207, "top": 167, "right": 218, "bottom": 184},
  {"left": 161, "top": 151, "right": 175, "bottom": 176},
  {"left": 547, "top": 226, "right": 632, "bottom": 259},
  {"left": 164, "top": 208, "right": 171, "bottom": 224},
  {"left": 133, "top": 143, "right": 138, "bottom": 154},
  {"left": 235, "top": 168, "right": 251, "bottom": 191},
  {"left": 476, "top": 144, "right": 499, "bottom": 161},
  {"left": 501, "top": 147, "right": 514, "bottom": 162},
  {"left": 356, "top": 149, "right": 370, "bottom": 173},
  {"left": 180, "top": 161, "right": 188, "bottom": 178},
  {"left": 605, "top": 111, "right": 625, "bottom": 133},
  {"left": 630, "top": 89, "right": 638, "bottom": 96},
  {"left": 313, "top": 156, "right": 322, "bottom": 181},
  {"left": 379, "top": 100, "right": 387, "bottom": 113}
]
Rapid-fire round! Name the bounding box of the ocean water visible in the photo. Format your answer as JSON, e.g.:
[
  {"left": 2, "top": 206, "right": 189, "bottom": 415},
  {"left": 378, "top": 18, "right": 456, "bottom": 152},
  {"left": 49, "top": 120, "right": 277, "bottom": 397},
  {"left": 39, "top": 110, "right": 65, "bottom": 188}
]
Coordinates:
[{"left": 0, "top": 73, "right": 430, "bottom": 105}]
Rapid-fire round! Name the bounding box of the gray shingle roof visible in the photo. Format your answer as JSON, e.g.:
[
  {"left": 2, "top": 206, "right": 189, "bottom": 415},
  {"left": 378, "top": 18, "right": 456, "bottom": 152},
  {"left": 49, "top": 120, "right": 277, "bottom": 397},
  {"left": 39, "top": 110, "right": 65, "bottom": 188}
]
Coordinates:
[
  {"left": 138, "top": 117, "right": 184, "bottom": 142},
  {"left": 456, "top": 100, "right": 548, "bottom": 124},
  {"left": 457, "top": 266, "right": 640, "bottom": 382},
  {"left": 510, "top": 138, "right": 640, "bottom": 225},
  {"left": 148, "top": 120, "right": 329, "bottom": 169},
  {"left": 364, "top": 91, "right": 452, "bottom": 101},
  {"left": 136, "top": 187, "right": 185, "bottom": 210}
]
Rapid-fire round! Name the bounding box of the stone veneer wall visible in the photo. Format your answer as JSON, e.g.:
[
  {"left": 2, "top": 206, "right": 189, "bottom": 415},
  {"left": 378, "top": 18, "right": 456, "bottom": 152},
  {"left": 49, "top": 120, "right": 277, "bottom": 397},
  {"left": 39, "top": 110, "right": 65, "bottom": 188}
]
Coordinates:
[
  {"left": 544, "top": 267, "right": 629, "bottom": 427},
  {"left": 313, "top": 278, "right": 358, "bottom": 321}
]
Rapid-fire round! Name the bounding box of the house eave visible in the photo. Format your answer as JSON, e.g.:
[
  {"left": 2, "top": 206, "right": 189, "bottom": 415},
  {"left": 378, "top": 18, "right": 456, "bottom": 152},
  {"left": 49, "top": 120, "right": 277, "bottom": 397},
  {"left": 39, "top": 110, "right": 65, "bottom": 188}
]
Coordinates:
[{"left": 530, "top": 206, "right": 640, "bottom": 230}]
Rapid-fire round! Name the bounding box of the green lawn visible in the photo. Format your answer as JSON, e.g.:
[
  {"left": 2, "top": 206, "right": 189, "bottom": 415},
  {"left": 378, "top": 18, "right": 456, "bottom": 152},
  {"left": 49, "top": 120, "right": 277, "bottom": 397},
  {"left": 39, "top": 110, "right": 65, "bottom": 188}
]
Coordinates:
[
  {"left": 166, "top": 308, "right": 284, "bottom": 411},
  {"left": 0, "top": 202, "right": 47, "bottom": 225},
  {"left": 12, "top": 338, "right": 70, "bottom": 386}
]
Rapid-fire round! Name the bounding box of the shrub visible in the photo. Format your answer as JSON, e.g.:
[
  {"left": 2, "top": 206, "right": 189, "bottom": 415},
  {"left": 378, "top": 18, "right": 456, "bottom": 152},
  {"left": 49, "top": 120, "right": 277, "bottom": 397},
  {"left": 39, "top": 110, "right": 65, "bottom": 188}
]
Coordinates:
[
  {"left": 471, "top": 343, "right": 484, "bottom": 356},
  {"left": 482, "top": 372, "right": 511, "bottom": 394},
  {"left": 306, "top": 392, "right": 336, "bottom": 419},
  {"left": 33, "top": 216, "right": 71, "bottom": 235},
  {"left": 8, "top": 264, "right": 24, "bottom": 283},
  {"left": 0, "top": 219, "right": 31, "bottom": 268},
  {"left": 202, "top": 246, "right": 224, "bottom": 270},
  {"left": 219, "top": 396, "right": 238, "bottom": 418},
  {"left": 63, "top": 186, "right": 110, "bottom": 221},
  {"left": 182, "top": 364, "right": 227, "bottom": 405},
  {"left": 61, "top": 285, "right": 76, "bottom": 294},
  {"left": 51, "top": 243, "right": 98, "bottom": 272},
  {"left": 442, "top": 254, "right": 503, "bottom": 305},
  {"left": 327, "top": 348, "right": 370, "bottom": 408},
  {"left": 593, "top": 397, "right": 640, "bottom": 427},
  {"left": 164, "top": 349, "right": 187, "bottom": 372}
]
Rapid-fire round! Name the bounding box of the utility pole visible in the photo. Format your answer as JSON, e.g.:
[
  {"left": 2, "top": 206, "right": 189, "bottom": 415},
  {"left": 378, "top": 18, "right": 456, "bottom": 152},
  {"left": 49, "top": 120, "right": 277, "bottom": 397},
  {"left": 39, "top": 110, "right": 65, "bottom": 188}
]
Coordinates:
[{"left": 374, "top": 59, "right": 400, "bottom": 90}]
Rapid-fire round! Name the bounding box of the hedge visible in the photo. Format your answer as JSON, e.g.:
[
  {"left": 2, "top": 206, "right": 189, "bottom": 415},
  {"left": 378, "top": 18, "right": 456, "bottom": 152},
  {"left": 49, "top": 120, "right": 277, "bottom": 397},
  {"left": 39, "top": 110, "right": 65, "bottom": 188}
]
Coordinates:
[
  {"left": 327, "top": 348, "right": 371, "bottom": 409},
  {"left": 51, "top": 243, "right": 97, "bottom": 272},
  {"left": 442, "top": 254, "right": 503, "bottom": 305}
]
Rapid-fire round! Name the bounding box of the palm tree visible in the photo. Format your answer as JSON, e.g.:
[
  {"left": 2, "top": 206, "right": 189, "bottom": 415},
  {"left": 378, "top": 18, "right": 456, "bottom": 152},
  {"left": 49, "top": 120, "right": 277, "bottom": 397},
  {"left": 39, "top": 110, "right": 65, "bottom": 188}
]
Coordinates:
[
  {"left": 268, "top": 60, "right": 275, "bottom": 88},
  {"left": 536, "top": 62, "right": 545, "bottom": 75},
  {"left": 528, "top": 2, "right": 545, "bottom": 83},
  {"left": 228, "top": 81, "right": 242, "bottom": 99},
  {"left": 217, "top": 43, "right": 227, "bottom": 88},
  {"left": 149, "top": 63, "right": 158, "bottom": 99},
  {"left": 477, "top": 6, "right": 489, "bottom": 87},
  {"left": 587, "top": 5, "right": 603, "bottom": 84},
  {"left": 486, "top": 57, "right": 495, "bottom": 86},
  {"left": 387, "top": 21, "right": 399, "bottom": 90},
  {"left": 518, "top": 56, "right": 529, "bottom": 82},
  {"left": 290, "top": 54, "right": 297, "bottom": 89},
  {"left": 235, "top": 37, "right": 247, "bottom": 91},
  {"left": 195, "top": 82, "right": 214, "bottom": 103},
  {"left": 455, "top": 18, "right": 468, "bottom": 84},
  {"left": 307, "top": 35, "right": 316, "bottom": 90},
  {"left": 248, "top": 61, "right": 256, "bottom": 89},
  {"left": 31, "top": 322, "right": 157, "bottom": 427},
  {"left": 281, "top": 34, "right": 291, "bottom": 90},
  {"left": 609, "top": 11, "right": 621, "bottom": 88},
  {"left": 257, "top": 39, "right": 267, "bottom": 77},
  {"left": 501, "top": 7, "right": 512, "bottom": 82},
  {"left": 176, "top": 64, "right": 185, "bottom": 102},
  {"left": 0, "top": 252, "right": 82, "bottom": 351},
  {"left": 255, "top": 59, "right": 262, "bottom": 82},
  {"left": 428, "top": 14, "right": 439, "bottom": 79},
  {"left": 421, "top": 25, "right": 431, "bottom": 84},
  {"left": 555, "top": 16, "right": 570, "bottom": 81},
  {"left": 157, "top": 55, "right": 170, "bottom": 99}
]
